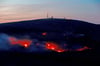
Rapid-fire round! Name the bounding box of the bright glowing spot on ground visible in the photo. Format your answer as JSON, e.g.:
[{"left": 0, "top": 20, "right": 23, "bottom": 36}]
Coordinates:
[
  {"left": 17, "top": 39, "right": 32, "bottom": 47},
  {"left": 45, "top": 42, "right": 65, "bottom": 53},
  {"left": 24, "top": 44, "right": 28, "bottom": 48},
  {"left": 51, "top": 47, "right": 55, "bottom": 50},
  {"left": 9, "top": 37, "right": 32, "bottom": 48}
]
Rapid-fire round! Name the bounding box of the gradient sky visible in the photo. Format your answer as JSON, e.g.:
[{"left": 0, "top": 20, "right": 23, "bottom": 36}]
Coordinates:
[{"left": 0, "top": 0, "right": 100, "bottom": 24}]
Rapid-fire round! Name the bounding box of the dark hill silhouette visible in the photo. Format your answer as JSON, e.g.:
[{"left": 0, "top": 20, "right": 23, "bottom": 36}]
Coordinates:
[
  {"left": 0, "top": 18, "right": 97, "bottom": 33},
  {"left": 0, "top": 18, "right": 100, "bottom": 50},
  {"left": 0, "top": 18, "right": 99, "bottom": 41},
  {"left": 0, "top": 18, "right": 100, "bottom": 66}
]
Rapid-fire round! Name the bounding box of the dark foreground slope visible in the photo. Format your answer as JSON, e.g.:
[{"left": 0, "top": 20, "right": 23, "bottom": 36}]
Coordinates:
[
  {"left": 0, "top": 50, "right": 100, "bottom": 66},
  {"left": 0, "top": 18, "right": 100, "bottom": 66}
]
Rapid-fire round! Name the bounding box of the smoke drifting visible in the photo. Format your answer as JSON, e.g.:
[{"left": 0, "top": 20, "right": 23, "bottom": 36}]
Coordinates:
[
  {"left": 0, "top": 33, "right": 49, "bottom": 52},
  {"left": 0, "top": 33, "right": 12, "bottom": 50},
  {"left": 0, "top": 33, "right": 91, "bottom": 52}
]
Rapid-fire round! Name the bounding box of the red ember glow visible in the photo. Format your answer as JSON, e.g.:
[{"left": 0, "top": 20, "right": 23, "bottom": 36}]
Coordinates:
[
  {"left": 9, "top": 37, "right": 18, "bottom": 45},
  {"left": 42, "top": 32, "right": 47, "bottom": 36},
  {"left": 56, "top": 49, "right": 65, "bottom": 53},
  {"left": 17, "top": 39, "right": 32, "bottom": 48},
  {"left": 76, "top": 46, "right": 91, "bottom": 51},
  {"left": 45, "top": 42, "right": 65, "bottom": 53},
  {"left": 24, "top": 44, "right": 28, "bottom": 48},
  {"left": 9, "top": 37, "right": 32, "bottom": 48}
]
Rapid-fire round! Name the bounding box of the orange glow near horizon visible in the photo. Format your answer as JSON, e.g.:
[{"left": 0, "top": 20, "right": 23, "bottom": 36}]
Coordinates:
[{"left": 0, "top": 18, "right": 39, "bottom": 23}]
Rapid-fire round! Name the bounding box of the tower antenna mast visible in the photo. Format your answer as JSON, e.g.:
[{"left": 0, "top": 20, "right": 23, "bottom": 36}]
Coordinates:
[{"left": 47, "top": 12, "right": 49, "bottom": 18}]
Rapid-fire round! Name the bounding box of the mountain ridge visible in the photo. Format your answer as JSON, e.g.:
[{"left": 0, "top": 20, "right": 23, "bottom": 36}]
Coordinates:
[{"left": 0, "top": 18, "right": 99, "bottom": 41}]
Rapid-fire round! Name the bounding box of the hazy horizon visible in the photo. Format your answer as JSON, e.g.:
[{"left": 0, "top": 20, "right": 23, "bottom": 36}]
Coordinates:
[{"left": 0, "top": 0, "right": 100, "bottom": 24}]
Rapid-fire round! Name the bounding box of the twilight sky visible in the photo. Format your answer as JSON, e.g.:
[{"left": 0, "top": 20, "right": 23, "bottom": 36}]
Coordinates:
[{"left": 0, "top": 0, "right": 100, "bottom": 24}]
